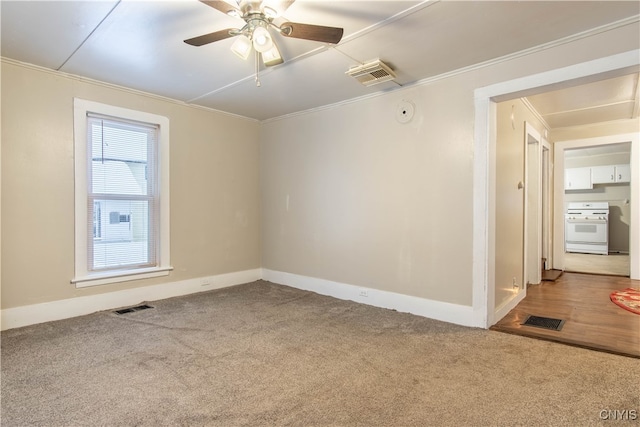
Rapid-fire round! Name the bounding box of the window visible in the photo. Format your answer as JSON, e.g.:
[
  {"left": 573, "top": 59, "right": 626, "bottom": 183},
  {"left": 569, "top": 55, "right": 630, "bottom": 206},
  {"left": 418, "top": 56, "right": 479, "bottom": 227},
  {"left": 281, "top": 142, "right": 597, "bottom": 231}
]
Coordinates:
[{"left": 73, "top": 99, "right": 171, "bottom": 287}]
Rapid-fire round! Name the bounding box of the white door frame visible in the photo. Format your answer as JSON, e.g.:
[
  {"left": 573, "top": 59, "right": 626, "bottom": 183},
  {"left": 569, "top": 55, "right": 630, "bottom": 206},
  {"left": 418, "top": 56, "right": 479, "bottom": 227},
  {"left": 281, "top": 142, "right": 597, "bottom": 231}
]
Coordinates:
[
  {"left": 524, "top": 122, "right": 543, "bottom": 287},
  {"left": 541, "top": 138, "right": 552, "bottom": 271},
  {"left": 472, "top": 49, "right": 640, "bottom": 328}
]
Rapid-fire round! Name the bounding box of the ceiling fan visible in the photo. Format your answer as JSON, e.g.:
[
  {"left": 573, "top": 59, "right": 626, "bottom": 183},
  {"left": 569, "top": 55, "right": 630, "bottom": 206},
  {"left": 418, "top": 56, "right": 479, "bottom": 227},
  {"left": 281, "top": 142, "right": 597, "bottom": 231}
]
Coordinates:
[{"left": 185, "top": 0, "right": 344, "bottom": 69}]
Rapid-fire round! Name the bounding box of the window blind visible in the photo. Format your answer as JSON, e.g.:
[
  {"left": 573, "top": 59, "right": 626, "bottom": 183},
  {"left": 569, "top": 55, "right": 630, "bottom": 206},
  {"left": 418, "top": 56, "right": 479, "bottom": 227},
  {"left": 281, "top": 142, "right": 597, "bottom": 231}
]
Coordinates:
[{"left": 86, "top": 114, "right": 159, "bottom": 272}]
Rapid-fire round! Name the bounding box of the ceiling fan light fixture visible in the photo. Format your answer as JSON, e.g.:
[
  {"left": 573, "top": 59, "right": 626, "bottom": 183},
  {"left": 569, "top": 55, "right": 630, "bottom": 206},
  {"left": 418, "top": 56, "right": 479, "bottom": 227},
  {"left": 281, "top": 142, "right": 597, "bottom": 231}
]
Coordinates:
[
  {"left": 252, "top": 26, "right": 273, "bottom": 52},
  {"left": 230, "top": 34, "right": 252, "bottom": 60},
  {"left": 262, "top": 44, "right": 283, "bottom": 66},
  {"left": 186, "top": 0, "right": 346, "bottom": 81},
  {"left": 263, "top": 6, "right": 278, "bottom": 19}
]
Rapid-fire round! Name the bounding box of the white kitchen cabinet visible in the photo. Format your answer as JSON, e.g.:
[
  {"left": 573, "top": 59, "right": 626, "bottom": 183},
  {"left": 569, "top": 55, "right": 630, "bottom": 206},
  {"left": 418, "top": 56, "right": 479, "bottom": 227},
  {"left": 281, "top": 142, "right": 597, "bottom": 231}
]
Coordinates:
[
  {"left": 591, "top": 165, "right": 616, "bottom": 183},
  {"left": 565, "top": 167, "right": 592, "bottom": 190},
  {"left": 591, "top": 164, "right": 630, "bottom": 184},
  {"left": 615, "top": 164, "right": 631, "bottom": 183}
]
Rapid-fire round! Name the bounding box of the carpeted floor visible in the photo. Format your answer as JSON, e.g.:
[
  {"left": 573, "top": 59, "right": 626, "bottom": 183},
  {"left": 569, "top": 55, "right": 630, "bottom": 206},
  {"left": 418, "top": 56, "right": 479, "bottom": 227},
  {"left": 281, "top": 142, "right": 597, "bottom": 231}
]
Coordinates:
[{"left": 2, "top": 280, "right": 638, "bottom": 426}]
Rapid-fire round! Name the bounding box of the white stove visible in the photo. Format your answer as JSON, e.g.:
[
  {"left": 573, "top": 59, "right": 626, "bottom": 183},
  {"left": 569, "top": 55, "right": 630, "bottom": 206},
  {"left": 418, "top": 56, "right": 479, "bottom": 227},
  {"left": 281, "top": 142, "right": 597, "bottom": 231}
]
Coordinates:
[{"left": 565, "top": 202, "right": 609, "bottom": 255}]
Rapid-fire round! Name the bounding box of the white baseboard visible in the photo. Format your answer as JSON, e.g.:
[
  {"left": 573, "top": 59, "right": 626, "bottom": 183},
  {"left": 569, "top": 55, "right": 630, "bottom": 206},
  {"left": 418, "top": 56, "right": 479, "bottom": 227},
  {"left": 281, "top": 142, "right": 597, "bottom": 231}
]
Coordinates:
[
  {"left": 262, "top": 269, "right": 478, "bottom": 328},
  {"left": 2, "top": 268, "right": 482, "bottom": 331},
  {"left": 0, "top": 268, "right": 261, "bottom": 331},
  {"left": 492, "top": 288, "right": 526, "bottom": 326}
]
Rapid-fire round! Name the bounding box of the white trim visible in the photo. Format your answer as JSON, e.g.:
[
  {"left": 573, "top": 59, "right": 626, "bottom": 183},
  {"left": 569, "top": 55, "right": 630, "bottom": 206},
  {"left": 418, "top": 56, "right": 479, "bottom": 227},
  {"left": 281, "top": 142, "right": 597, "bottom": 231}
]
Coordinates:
[
  {"left": 524, "top": 122, "right": 543, "bottom": 287},
  {"left": 0, "top": 269, "right": 262, "bottom": 331},
  {"left": 73, "top": 98, "right": 172, "bottom": 288},
  {"left": 263, "top": 269, "right": 481, "bottom": 328},
  {"left": 474, "top": 49, "right": 640, "bottom": 327},
  {"left": 541, "top": 137, "right": 553, "bottom": 270},
  {"left": 472, "top": 96, "right": 493, "bottom": 327},
  {"left": 0, "top": 58, "right": 259, "bottom": 123},
  {"left": 521, "top": 98, "right": 551, "bottom": 131},
  {"left": 263, "top": 17, "right": 640, "bottom": 124},
  {"left": 71, "top": 266, "right": 174, "bottom": 288},
  {"left": 493, "top": 289, "right": 527, "bottom": 324},
  {"left": 3, "top": 13, "right": 637, "bottom": 126}
]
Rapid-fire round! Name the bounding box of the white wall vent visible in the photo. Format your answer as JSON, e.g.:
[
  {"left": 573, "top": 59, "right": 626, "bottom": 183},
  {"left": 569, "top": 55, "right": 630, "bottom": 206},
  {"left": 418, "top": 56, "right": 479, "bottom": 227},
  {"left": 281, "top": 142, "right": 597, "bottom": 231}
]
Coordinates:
[{"left": 346, "top": 60, "right": 396, "bottom": 87}]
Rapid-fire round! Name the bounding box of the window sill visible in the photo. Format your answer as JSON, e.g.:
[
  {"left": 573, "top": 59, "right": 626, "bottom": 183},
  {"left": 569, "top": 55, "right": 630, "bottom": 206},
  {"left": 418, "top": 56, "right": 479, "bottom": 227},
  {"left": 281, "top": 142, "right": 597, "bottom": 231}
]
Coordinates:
[{"left": 72, "top": 266, "right": 173, "bottom": 288}]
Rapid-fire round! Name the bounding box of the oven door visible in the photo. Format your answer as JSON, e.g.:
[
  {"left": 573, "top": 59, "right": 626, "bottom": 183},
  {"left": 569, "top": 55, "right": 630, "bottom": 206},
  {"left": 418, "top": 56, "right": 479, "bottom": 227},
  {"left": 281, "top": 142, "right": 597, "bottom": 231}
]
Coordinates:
[{"left": 565, "top": 218, "right": 608, "bottom": 244}]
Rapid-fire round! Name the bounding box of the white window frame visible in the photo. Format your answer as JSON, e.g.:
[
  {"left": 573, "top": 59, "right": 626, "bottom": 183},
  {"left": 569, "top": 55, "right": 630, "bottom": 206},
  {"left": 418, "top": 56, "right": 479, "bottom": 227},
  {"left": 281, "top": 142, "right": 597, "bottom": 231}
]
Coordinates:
[{"left": 72, "top": 98, "right": 171, "bottom": 288}]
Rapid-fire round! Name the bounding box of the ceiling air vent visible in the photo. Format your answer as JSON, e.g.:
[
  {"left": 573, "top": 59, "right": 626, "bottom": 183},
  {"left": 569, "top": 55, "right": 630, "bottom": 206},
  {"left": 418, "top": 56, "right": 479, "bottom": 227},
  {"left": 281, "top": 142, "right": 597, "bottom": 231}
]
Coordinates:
[{"left": 346, "top": 60, "right": 396, "bottom": 87}]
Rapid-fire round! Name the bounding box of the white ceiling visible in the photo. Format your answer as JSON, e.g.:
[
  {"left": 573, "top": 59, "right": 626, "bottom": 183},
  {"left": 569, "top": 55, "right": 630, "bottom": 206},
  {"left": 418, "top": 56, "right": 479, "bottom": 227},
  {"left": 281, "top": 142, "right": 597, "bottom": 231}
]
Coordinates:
[
  {"left": 2, "top": 0, "right": 639, "bottom": 122},
  {"left": 525, "top": 73, "right": 640, "bottom": 129},
  {"left": 565, "top": 142, "right": 631, "bottom": 159}
]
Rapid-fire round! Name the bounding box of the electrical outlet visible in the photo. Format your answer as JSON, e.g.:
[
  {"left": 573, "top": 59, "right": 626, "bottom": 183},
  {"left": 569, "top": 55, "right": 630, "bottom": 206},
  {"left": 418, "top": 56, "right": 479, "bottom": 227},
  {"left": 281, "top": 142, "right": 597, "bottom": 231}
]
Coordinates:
[
  {"left": 201, "top": 278, "right": 211, "bottom": 287},
  {"left": 512, "top": 277, "right": 519, "bottom": 289},
  {"left": 359, "top": 289, "right": 369, "bottom": 298}
]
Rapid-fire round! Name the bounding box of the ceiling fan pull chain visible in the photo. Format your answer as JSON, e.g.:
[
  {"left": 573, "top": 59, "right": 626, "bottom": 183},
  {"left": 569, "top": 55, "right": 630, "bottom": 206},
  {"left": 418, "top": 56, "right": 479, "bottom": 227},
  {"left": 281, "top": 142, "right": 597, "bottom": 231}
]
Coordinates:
[{"left": 255, "top": 49, "right": 261, "bottom": 87}]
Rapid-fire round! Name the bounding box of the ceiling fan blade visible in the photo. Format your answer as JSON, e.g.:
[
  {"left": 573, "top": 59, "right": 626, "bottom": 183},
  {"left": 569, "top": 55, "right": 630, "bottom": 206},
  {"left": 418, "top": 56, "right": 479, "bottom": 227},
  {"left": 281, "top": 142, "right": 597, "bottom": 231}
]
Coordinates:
[
  {"left": 184, "top": 28, "right": 237, "bottom": 46},
  {"left": 280, "top": 22, "right": 343, "bottom": 44},
  {"left": 198, "top": 0, "right": 241, "bottom": 16}
]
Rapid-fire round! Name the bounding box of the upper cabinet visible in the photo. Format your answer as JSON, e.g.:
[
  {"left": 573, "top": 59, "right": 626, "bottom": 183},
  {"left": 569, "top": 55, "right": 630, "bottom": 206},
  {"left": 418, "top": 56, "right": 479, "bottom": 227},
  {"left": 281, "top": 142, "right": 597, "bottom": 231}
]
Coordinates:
[
  {"left": 591, "top": 165, "right": 615, "bottom": 183},
  {"left": 566, "top": 164, "right": 630, "bottom": 190},
  {"left": 615, "top": 164, "right": 631, "bottom": 183},
  {"left": 565, "top": 167, "right": 592, "bottom": 190},
  {"left": 591, "top": 164, "right": 631, "bottom": 184}
]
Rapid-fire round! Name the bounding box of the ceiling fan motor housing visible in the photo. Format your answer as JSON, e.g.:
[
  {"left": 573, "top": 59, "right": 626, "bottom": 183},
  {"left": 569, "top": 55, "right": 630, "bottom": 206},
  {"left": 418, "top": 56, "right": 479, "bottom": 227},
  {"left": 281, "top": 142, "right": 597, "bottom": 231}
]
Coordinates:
[
  {"left": 185, "top": 0, "right": 345, "bottom": 70},
  {"left": 239, "top": 1, "right": 268, "bottom": 16}
]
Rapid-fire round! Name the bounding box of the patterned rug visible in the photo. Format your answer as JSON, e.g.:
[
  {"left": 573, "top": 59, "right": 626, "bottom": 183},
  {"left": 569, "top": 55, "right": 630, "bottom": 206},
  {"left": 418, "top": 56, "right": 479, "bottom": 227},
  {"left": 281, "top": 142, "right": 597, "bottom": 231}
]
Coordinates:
[{"left": 610, "top": 288, "right": 640, "bottom": 315}]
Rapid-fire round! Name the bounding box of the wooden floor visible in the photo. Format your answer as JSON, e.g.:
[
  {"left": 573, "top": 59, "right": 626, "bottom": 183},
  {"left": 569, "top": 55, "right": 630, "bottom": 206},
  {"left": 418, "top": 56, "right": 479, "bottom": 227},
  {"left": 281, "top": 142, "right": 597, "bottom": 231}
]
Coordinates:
[
  {"left": 492, "top": 272, "right": 640, "bottom": 358},
  {"left": 564, "top": 252, "right": 630, "bottom": 276}
]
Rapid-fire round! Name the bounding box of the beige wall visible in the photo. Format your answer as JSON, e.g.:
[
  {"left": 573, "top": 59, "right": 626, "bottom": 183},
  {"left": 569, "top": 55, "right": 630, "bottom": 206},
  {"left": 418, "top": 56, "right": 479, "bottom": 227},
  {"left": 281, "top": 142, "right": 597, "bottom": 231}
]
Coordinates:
[
  {"left": 0, "top": 59, "right": 2, "bottom": 311},
  {"left": 261, "top": 22, "right": 639, "bottom": 310},
  {"left": 1, "top": 61, "right": 261, "bottom": 309},
  {"left": 494, "top": 100, "right": 547, "bottom": 309},
  {"left": 261, "top": 80, "right": 476, "bottom": 306},
  {"left": 2, "top": 19, "right": 638, "bottom": 316}
]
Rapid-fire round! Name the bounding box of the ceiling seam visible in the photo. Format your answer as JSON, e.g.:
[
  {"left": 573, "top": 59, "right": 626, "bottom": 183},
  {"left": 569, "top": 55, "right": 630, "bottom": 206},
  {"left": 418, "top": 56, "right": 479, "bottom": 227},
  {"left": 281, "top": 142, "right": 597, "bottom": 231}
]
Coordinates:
[
  {"left": 521, "top": 98, "right": 551, "bottom": 131},
  {"left": 336, "top": 0, "right": 438, "bottom": 48},
  {"left": 632, "top": 74, "right": 640, "bottom": 118},
  {"left": 1, "top": 57, "right": 260, "bottom": 123},
  {"left": 548, "top": 118, "right": 640, "bottom": 133},
  {"left": 263, "top": 48, "right": 640, "bottom": 124},
  {"left": 542, "top": 100, "right": 636, "bottom": 117},
  {"left": 56, "top": 0, "right": 122, "bottom": 71},
  {"left": 193, "top": 11, "right": 639, "bottom": 120},
  {"left": 185, "top": 46, "right": 329, "bottom": 103},
  {"left": 186, "top": 1, "right": 436, "bottom": 103}
]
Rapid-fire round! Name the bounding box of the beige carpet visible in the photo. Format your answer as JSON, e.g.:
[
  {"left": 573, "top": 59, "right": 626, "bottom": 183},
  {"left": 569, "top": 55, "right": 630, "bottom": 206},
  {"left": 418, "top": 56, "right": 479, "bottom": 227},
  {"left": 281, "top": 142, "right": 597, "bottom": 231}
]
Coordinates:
[{"left": 2, "top": 280, "right": 638, "bottom": 426}]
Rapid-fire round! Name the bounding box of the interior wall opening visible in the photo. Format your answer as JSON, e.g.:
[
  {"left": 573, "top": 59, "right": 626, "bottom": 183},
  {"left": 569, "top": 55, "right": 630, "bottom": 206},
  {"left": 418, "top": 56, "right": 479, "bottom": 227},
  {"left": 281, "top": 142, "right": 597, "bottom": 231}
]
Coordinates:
[
  {"left": 556, "top": 140, "right": 634, "bottom": 277},
  {"left": 473, "top": 50, "right": 640, "bottom": 327}
]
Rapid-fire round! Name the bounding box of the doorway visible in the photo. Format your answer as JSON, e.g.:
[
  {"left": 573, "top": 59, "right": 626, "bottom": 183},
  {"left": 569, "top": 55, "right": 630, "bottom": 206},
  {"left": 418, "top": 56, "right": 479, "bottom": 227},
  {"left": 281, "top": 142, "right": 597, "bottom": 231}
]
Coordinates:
[
  {"left": 555, "top": 140, "right": 633, "bottom": 277},
  {"left": 472, "top": 49, "right": 640, "bottom": 328}
]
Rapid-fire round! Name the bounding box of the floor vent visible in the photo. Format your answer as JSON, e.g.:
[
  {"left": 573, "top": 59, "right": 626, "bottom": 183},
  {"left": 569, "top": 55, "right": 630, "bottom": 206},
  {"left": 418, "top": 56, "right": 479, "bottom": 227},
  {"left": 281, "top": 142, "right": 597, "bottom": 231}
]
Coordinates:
[
  {"left": 114, "top": 304, "right": 153, "bottom": 315},
  {"left": 521, "top": 315, "right": 565, "bottom": 331}
]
